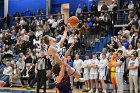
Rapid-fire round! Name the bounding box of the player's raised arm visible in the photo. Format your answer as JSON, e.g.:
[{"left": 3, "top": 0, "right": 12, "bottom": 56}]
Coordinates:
[
  {"left": 58, "top": 23, "right": 71, "bottom": 47},
  {"left": 64, "top": 39, "right": 75, "bottom": 58}
]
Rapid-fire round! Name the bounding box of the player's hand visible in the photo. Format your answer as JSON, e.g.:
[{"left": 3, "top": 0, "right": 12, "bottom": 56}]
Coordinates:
[
  {"left": 91, "top": 64, "right": 96, "bottom": 68},
  {"left": 88, "top": 64, "right": 91, "bottom": 68},
  {"left": 65, "top": 23, "right": 71, "bottom": 31},
  {"left": 109, "top": 64, "right": 113, "bottom": 67},
  {"left": 112, "top": 64, "right": 116, "bottom": 67}
]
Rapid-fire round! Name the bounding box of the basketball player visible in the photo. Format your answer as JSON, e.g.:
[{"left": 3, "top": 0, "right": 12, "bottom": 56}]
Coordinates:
[
  {"left": 43, "top": 25, "right": 80, "bottom": 80},
  {"left": 53, "top": 61, "right": 72, "bottom": 93},
  {"left": 52, "top": 42, "right": 75, "bottom": 93},
  {"left": 88, "top": 53, "right": 99, "bottom": 93},
  {"left": 82, "top": 54, "right": 91, "bottom": 92},
  {"left": 98, "top": 53, "right": 108, "bottom": 93}
]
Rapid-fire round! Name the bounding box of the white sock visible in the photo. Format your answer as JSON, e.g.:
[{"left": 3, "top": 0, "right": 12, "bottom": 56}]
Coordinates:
[
  {"left": 103, "top": 90, "right": 107, "bottom": 93},
  {"left": 79, "top": 78, "right": 85, "bottom": 82},
  {"left": 113, "top": 89, "right": 116, "bottom": 92},
  {"left": 90, "top": 88, "right": 93, "bottom": 91}
]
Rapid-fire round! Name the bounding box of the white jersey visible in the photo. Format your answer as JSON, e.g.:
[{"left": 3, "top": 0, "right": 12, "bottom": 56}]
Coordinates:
[
  {"left": 89, "top": 58, "right": 99, "bottom": 74},
  {"left": 54, "top": 44, "right": 63, "bottom": 58},
  {"left": 49, "top": 44, "right": 63, "bottom": 66},
  {"left": 82, "top": 59, "right": 91, "bottom": 74},
  {"left": 98, "top": 58, "right": 108, "bottom": 75}
]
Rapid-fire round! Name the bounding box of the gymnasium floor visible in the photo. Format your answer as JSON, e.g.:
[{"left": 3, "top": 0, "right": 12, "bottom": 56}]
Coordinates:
[
  {"left": 0, "top": 81, "right": 139, "bottom": 93},
  {"left": 0, "top": 87, "right": 54, "bottom": 93},
  {"left": 0, "top": 87, "right": 132, "bottom": 93},
  {"left": 0, "top": 87, "right": 83, "bottom": 93}
]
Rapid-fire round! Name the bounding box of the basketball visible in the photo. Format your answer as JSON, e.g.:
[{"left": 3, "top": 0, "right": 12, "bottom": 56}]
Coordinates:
[{"left": 68, "top": 16, "right": 79, "bottom": 27}]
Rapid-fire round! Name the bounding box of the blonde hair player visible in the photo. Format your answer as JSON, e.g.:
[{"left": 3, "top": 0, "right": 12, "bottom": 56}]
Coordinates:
[{"left": 43, "top": 23, "right": 81, "bottom": 80}]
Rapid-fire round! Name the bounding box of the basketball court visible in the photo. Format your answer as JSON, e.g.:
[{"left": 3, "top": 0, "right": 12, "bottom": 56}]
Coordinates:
[
  {"left": 0, "top": 87, "right": 55, "bottom": 93},
  {"left": 0, "top": 87, "right": 132, "bottom": 93},
  {"left": 0, "top": 87, "right": 85, "bottom": 93}
]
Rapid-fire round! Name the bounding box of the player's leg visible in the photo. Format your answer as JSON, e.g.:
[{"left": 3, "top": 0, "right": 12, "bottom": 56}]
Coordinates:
[
  {"left": 101, "top": 79, "right": 107, "bottom": 93},
  {"left": 94, "top": 74, "right": 99, "bottom": 93},
  {"left": 88, "top": 74, "right": 93, "bottom": 93},
  {"left": 64, "top": 58, "right": 81, "bottom": 80},
  {"left": 99, "top": 73, "right": 107, "bottom": 93},
  {"left": 111, "top": 72, "right": 117, "bottom": 92}
]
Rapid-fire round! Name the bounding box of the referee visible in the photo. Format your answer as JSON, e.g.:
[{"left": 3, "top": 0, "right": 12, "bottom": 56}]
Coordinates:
[{"left": 36, "top": 50, "right": 50, "bottom": 93}]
